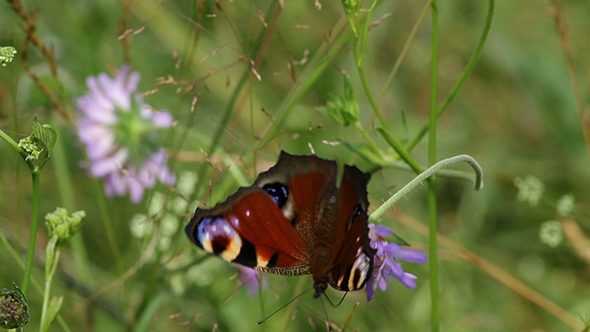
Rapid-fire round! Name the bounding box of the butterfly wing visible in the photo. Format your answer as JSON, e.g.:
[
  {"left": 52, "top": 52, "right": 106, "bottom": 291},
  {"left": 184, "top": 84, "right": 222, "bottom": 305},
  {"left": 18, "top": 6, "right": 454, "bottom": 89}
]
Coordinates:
[
  {"left": 186, "top": 187, "right": 311, "bottom": 274},
  {"left": 328, "top": 164, "right": 375, "bottom": 292},
  {"left": 185, "top": 151, "right": 338, "bottom": 276}
]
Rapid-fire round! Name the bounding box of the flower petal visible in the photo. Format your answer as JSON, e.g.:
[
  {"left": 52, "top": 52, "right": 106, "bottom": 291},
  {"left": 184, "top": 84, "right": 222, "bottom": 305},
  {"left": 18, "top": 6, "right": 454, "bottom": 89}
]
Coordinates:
[{"left": 128, "top": 176, "right": 145, "bottom": 203}]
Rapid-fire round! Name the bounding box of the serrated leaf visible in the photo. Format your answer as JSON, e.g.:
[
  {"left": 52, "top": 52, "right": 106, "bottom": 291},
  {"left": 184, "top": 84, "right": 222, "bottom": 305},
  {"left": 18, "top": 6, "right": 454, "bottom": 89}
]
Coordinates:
[{"left": 317, "top": 76, "right": 360, "bottom": 127}]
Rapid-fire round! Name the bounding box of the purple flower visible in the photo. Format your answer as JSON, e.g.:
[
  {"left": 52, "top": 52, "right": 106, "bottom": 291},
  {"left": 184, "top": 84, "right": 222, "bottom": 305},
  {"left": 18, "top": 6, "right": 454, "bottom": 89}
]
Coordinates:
[
  {"left": 366, "top": 224, "right": 427, "bottom": 301},
  {"left": 76, "top": 65, "right": 176, "bottom": 203},
  {"left": 238, "top": 266, "right": 267, "bottom": 297}
]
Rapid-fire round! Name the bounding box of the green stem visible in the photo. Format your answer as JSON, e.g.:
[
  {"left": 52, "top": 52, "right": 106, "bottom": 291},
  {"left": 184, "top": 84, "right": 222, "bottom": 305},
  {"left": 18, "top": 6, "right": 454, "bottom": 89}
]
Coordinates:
[
  {"left": 135, "top": 292, "right": 174, "bottom": 332},
  {"left": 349, "top": 1, "right": 424, "bottom": 175},
  {"left": 22, "top": 170, "right": 40, "bottom": 294},
  {"left": 429, "top": 1, "right": 440, "bottom": 329},
  {"left": 382, "top": 160, "right": 478, "bottom": 183},
  {"left": 354, "top": 122, "right": 382, "bottom": 158},
  {"left": 91, "top": 178, "right": 123, "bottom": 274},
  {"left": 0, "top": 232, "right": 71, "bottom": 331},
  {"left": 406, "top": 0, "right": 495, "bottom": 152},
  {"left": 40, "top": 247, "right": 60, "bottom": 332},
  {"left": 428, "top": 178, "right": 438, "bottom": 332},
  {"left": 40, "top": 280, "right": 52, "bottom": 324},
  {"left": 376, "top": 127, "right": 422, "bottom": 173},
  {"left": 370, "top": 154, "right": 483, "bottom": 219},
  {"left": 0, "top": 128, "right": 35, "bottom": 170},
  {"left": 353, "top": 0, "right": 390, "bottom": 133}
]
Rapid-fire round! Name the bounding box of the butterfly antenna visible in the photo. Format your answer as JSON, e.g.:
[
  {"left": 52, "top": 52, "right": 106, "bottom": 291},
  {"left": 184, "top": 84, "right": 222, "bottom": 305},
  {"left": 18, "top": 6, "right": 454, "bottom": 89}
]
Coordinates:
[
  {"left": 257, "top": 287, "right": 313, "bottom": 325},
  {"left": 323, "top": 291, "right": 348, "bottom": 308},
  {"left": 319, "top": 295, "right": 334, "bottom": 332}
]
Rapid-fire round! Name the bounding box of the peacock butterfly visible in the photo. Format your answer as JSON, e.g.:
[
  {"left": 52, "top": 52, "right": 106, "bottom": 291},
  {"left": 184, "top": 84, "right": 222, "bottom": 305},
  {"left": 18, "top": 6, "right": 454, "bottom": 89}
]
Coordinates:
[{"left": 185, "top": 151, "right": 375, "bottom": 299}]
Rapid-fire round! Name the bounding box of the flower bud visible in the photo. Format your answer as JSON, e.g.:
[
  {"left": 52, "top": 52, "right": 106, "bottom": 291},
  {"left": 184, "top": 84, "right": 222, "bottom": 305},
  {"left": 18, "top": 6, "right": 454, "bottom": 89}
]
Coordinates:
[
  {"left": 0, "top": 283, "right": 29, "bottom": 329},
  {"left": 342, "top": 0, "right": 360, "bottom": 15},
  {"left": 45, "top": 207, "right": 86, "bottom": 247},
  {"left": 0, "top": 46, "right": 17, "bottom": 67},
  {"left": 18, "top": 136, "right": 44, "bottom": 161}
]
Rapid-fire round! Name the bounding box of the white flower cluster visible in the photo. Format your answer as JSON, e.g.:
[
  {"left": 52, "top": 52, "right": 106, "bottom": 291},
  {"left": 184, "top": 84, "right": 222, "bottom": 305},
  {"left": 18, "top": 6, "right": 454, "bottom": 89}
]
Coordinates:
[
  {"left": 539, "top": 220, "right": 563, "bottom": 248},
  {"left": 556, "top": 194, "right": 575, "bottom": 216},
  {"left": 129, "top": 171, "right": 199, "bottom": 251},
  {"left": 0, "top": 47, "right": 17, "bottom": 67},
  {"left": 514, "top": 176, "right": 544, "bottom": 206}
]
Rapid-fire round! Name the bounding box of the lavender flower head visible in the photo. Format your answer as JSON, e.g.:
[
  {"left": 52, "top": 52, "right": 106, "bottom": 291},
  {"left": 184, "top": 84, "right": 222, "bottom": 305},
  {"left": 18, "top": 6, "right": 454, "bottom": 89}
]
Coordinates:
[
  {"left": 76, "top": 65, "right": 176, "bottom": 203},
  {"left": 238, "top": 266, "right": 267, "bottom": 297},
  {"left": 366, "top": 224, "right": 427, "bottom": 301}
]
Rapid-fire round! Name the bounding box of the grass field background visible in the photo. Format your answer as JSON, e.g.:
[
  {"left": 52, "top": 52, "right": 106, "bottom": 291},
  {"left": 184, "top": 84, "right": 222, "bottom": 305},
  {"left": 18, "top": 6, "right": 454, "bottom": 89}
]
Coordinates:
[{"left": 1, "top": 0, "right": 590, "bottom": 331}]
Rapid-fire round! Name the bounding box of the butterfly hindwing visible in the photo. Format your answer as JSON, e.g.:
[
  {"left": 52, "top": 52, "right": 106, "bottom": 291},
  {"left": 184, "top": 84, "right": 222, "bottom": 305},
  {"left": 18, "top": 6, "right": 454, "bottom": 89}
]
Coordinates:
[{"left": 328, "top": 164, "right": 374, "bottom": 292}]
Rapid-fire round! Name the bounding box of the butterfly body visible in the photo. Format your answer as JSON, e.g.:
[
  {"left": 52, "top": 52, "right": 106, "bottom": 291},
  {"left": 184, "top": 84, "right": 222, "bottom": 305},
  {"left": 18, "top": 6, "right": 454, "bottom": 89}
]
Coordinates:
[{"left": 185, "top": 151, "right": 374, "bottom": 298}]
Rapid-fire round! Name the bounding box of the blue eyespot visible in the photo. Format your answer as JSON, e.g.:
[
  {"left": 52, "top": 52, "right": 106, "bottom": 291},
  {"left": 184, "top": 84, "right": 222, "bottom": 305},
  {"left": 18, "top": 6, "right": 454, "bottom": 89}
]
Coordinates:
[{"left": 263, "top": 183, "right": 289, "bottom": 208}]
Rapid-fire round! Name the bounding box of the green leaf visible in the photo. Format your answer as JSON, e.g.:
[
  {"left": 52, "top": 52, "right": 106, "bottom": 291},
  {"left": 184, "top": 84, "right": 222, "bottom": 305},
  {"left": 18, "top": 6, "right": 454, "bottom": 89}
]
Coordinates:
[
  {"left": 342, "top": 141, "right": 386, "bottom": 167},
  {"left": 45, "top": 235, "right": 58, "bottom": 277},
  {"left": 41, "top": 296, "right": 63, "bottom": 332},
  {"left": 342, "top": 75, "right": 360, "bottom": 125},
  {"left": 390, "top": 230, "right": 411, "bottom": 247},
  {"left": 316, "top": 75, "right": 360, "bottom": 127},
  {"left": 32, "top": 117, "right": 57, "bottom": 161},
  {"left": 16, "top": 117, "right": 57, "bottom": 165}
]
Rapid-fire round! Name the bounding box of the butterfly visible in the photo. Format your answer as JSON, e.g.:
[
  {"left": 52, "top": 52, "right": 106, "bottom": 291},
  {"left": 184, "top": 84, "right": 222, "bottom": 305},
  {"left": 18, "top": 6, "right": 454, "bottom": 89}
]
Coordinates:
[{"left": 185, "top": 151, "right": 375, "bottom": 299}]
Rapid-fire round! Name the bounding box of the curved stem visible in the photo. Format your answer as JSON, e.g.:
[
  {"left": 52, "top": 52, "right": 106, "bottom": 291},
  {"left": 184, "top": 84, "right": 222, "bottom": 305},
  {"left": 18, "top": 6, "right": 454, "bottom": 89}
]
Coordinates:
[
  {"left": 22, "top": 171, "right": 40, "bottom": 294},
  {"left": 383, "top": 160, "right": 476, "bottom": 183},
  {"left": 405, "top": 0, "right": 495, "bottom": 152},
  {"left": 370, "top": 154, "right": 483, "bottom": 220}
]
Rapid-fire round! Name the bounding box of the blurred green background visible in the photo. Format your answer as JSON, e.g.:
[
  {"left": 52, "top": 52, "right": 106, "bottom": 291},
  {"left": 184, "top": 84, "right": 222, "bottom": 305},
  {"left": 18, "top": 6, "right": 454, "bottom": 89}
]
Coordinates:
[{"left": 1, "top": 0, "right": 589, "bottom": 331}]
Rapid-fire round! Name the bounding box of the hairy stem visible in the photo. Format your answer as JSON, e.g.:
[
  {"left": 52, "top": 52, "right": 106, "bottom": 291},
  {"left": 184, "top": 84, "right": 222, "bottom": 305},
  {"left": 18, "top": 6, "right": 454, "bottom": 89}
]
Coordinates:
[{"left": 370, "top": 154, "right": 483, "bottom": 220}]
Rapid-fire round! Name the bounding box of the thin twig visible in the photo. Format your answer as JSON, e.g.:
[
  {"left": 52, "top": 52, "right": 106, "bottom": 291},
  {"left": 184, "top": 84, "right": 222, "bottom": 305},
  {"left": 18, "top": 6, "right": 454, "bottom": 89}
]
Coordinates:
[
  {"left": 550, "top": 0, "right": 590, "bottom": 155},
  {"left": 6, "top": 0, "right": 58, "bottom": 76},
  {"left": 24, "top": 67, "right": 67, "bottom": 119}
]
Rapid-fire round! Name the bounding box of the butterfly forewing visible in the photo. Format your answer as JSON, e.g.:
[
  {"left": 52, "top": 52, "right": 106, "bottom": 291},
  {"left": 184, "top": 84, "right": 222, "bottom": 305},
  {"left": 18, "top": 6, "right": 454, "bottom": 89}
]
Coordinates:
[{"left": 186, "top": 187, "right": 310, "bottom": 274}]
